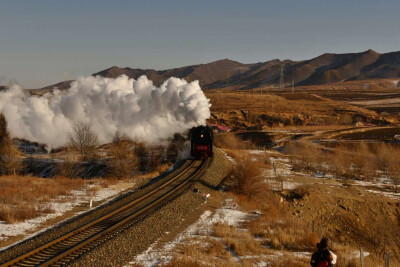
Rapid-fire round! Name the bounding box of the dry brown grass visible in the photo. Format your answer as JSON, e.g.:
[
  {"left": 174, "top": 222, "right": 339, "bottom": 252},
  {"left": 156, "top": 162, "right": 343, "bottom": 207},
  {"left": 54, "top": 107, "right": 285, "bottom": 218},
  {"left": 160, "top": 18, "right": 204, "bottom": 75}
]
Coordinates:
[
  {"left": 206, "top": 89, "right": 389, "bottom": 130},
  {"left": 0, "top": 205, "right": 38, "bottom": 224},
  {"left": 333, "top": 244, "right": 383, "bottom": 267},
  {"left": 166, "top": 236, "right": 239, "bottom": 267},
  {"left": 0, "top": 175, "right": 112, "bottom": 223},
  {"left": 287, "top": 141, "right": 400, "bottom": 183},
  {"left": 213, "top": 223, "right": 263, "bottom": 256}
]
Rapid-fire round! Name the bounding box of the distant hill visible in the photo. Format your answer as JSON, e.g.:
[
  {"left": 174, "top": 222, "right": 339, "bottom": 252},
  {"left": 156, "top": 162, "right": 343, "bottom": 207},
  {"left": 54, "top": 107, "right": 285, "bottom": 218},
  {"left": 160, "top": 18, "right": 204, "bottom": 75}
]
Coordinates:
[
  {"left": 35, "top": 49, "right": 400, "bottom": 91},
  {"left": 28, "top": 80, "right": 74, "bottom": 95},
  {"left": 93, "top": 59, "right": 256, "bottom": 88}
]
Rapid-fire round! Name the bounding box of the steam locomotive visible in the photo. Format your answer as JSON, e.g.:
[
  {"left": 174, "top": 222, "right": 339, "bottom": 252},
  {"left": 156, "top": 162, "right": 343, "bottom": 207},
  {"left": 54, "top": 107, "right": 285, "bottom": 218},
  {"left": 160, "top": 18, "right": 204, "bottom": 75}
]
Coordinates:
[{"left": 190, "top": 126, "right": 213, "bottom": 159}]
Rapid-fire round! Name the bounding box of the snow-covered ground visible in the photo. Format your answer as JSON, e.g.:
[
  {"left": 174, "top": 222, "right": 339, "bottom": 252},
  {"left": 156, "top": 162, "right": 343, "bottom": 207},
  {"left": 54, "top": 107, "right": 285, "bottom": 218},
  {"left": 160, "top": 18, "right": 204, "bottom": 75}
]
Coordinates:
[{"left": 0, "top": 180, "right": 135, "bottom": 248}]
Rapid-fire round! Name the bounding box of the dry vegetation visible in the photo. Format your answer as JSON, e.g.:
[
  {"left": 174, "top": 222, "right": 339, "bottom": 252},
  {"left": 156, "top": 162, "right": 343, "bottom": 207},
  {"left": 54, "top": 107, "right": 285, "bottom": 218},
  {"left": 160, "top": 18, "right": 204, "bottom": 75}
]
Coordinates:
[
  {"left": 214, "top": 133, "right": 250, "bottom": 150},
  {"left": 168, "top": 139, "right": 321, "bottom": 266},
  {"left": 0, "top": 114, "right": 22, "bottom": 175},
  {"left": 206, "top": 89, "right": 392, "bottom": 130},
  {"left": 0, "top": 175, "right": 106, "bottom": 223},
  {"left": 106, "top": 141, "right": 138, "bottom": 179},
  {"left": 287, "top": 141, "right": 400, "bottom": 185},
  {"left": 165, "top": 132, "right": 399, "bottom": 266},
  {"left": 68, "top": 121, "right": 99, "bottom": 160}
]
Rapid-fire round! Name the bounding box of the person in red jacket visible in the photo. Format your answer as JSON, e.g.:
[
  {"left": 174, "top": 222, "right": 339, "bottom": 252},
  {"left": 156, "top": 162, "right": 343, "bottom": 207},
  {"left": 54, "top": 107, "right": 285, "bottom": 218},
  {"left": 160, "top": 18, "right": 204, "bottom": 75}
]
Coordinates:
[{"left": 310, "top": 237, "right": 337, "bottom": 267}]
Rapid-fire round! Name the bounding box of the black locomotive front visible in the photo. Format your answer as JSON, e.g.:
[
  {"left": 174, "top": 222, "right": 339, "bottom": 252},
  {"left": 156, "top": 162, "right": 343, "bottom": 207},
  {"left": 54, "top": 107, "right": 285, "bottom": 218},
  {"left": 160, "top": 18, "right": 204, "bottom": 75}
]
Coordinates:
[{"left": 190, "top": 126, "right": 213, "bottom": 159}]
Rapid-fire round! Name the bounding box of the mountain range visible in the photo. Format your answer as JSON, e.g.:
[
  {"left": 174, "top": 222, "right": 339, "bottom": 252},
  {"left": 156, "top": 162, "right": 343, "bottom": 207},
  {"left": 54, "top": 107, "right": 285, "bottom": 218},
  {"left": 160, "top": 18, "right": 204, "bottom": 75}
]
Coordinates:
[{"left": 37, "top": 49, "right": 400, "bottom": 91}]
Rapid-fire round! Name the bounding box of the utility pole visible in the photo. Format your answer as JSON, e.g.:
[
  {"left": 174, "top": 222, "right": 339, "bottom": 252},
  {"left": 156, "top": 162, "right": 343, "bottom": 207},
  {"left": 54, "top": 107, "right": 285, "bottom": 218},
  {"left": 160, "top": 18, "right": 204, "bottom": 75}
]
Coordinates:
[
  {"left": 326, "top": 70, "right": 331, "bottom": 89},
  {"left": 279, "top": 63, "right": 285, "bottom": 90},
  {"left": 292, "top": 79, "right": 294, "bottom": 94}
]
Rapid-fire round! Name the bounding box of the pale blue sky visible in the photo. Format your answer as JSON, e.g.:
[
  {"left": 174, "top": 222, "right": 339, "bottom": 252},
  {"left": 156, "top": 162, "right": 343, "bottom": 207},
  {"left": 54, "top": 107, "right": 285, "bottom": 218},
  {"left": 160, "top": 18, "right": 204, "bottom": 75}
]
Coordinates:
[{"left": 1, "top": 0, "right": 399, "bottom": 88}]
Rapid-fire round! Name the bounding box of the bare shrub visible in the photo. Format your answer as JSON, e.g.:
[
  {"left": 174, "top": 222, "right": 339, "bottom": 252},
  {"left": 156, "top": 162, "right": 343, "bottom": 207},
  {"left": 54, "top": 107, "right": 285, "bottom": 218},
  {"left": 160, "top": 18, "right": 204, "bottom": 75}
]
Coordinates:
[
  {"left": 166, "top": 141, "right": 180, "bottom": 163},
  {"left": 107, "top": 141, "right": 138, "bottom": 179},
  {"left": 0, "top": 113, "right": 8, "bottom": 140},
  {"left": 148, "top": 146, "right": 163, "bottom": 172},
  {"left": 112, "top": 130, "right": 131, "bottom": 143},
  {"left": 231, "top": 158, "right": 269, "bottom": 200},
  {"left": 0, "top": 113, "right": 22, "bottom": 175},
  {"left": 68, "top": 121, "right": 99, "bottom": 160},
  {"left": 214, "top": 133, "right": 247, "bottom": 150},
  {"left": 165, "top": 133, "right": 186, "bottom": 163},
  {"left": 134, "top": 142, "right": 149, "bottom": 172}
]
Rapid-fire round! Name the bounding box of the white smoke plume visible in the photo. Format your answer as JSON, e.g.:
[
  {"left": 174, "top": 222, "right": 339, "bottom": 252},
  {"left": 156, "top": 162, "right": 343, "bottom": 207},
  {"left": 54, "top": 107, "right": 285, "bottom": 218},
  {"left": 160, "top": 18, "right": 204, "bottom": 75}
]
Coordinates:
[{"left": 0, "top": 75, "right": 211, "bottom": 148}]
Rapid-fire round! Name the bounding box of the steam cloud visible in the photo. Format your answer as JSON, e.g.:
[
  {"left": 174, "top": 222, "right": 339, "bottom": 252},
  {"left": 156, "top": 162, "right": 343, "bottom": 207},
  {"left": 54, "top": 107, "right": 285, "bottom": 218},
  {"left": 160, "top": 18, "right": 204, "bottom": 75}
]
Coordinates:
[{"left": 0, "top": 75, "right": 211, "bottom": 148}]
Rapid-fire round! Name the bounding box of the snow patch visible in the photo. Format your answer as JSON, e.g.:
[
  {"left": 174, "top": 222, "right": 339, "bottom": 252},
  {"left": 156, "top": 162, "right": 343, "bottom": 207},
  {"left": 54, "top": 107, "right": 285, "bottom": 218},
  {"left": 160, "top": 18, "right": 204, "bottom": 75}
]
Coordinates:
[
  {"left": 126, "top": 199, "right": 247, "bottom": 267},
  {"left": 365, "top": 189, "right": 400, "bottom": 200}
]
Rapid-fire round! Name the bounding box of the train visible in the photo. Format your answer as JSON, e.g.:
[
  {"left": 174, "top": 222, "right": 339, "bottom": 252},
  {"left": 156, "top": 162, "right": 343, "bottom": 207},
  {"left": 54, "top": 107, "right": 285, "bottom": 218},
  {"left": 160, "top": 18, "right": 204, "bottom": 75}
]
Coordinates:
[{"left": 190, "top": 125, "right": 213, "bottom": 159}]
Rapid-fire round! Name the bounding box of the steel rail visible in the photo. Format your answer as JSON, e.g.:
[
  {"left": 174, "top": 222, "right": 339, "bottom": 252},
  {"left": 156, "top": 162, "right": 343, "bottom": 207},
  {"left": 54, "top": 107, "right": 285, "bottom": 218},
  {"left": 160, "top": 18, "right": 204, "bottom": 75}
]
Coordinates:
[{"left": 1, "top": 158, "right": 209, "bottom": 267}]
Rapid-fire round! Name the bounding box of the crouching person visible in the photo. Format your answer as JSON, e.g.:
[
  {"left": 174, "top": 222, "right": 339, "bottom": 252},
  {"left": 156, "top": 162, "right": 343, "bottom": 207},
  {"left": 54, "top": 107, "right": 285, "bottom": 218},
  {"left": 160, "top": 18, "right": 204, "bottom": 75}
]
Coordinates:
[{"left": 310, "top": 237, "right": 337, "bottom": 267}]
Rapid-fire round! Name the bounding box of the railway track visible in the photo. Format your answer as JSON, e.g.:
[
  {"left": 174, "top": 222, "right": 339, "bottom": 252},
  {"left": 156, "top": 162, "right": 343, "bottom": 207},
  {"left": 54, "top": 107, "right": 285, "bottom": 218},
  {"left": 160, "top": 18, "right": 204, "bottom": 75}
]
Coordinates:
[{"left": 1, "top": 158, "right": 210, "bottom": 267}]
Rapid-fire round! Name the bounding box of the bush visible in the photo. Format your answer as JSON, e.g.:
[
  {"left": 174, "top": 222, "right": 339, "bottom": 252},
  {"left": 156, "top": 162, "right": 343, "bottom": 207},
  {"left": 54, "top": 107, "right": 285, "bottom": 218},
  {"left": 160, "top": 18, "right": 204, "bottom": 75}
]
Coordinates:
[
  {"left": 231, "top": 158, "right": 269, "bottom": 200},
  {"left": 0, "top": 204, "right": 37, "bottom": 223},
  {"left": 0, "top": 113, "right": 23, "bottom": 175},
  {"left": 68, "top": 121, "right": 99, "bottom": 160},
  {"left": 106, "top": 141, "right": 138, "bottom": 178},
  {"left": 214, "top": 133, "right": 247, "bottom": 150},
  {"left": 135, "top": 142, "right": 149, "bottom": 172}
]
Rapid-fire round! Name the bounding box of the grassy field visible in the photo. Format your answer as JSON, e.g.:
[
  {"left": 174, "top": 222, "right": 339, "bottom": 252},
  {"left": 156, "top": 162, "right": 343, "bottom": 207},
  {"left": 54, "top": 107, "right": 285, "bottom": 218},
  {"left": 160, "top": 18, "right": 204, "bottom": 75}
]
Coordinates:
[{"left": 0, "top": 175, "right": 115, "bottom": 223}]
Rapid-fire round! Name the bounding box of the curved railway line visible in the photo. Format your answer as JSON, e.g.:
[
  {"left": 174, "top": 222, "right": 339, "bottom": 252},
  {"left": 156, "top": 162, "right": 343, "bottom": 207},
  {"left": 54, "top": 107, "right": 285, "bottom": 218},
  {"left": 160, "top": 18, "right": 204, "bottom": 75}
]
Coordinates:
[{"left": 1, "top": 158, "right": 210, "bottom": 267}]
